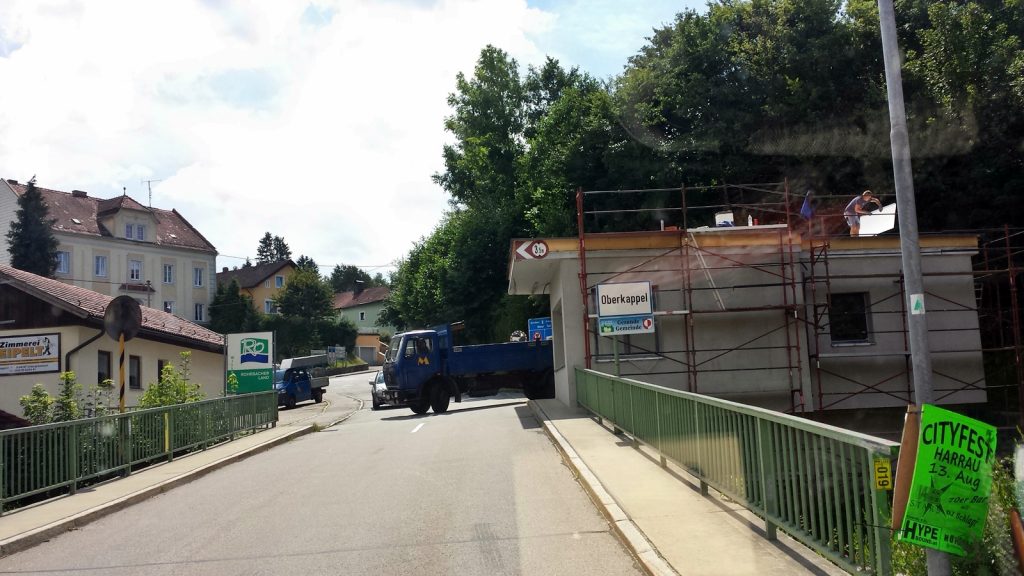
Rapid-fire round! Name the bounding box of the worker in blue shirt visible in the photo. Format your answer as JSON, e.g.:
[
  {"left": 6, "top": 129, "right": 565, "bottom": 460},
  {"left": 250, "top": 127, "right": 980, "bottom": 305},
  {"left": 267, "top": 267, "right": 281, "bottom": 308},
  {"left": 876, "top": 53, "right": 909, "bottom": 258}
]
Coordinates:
[{"left": 844, "top": 190, "right": 881, "bottom": 237}]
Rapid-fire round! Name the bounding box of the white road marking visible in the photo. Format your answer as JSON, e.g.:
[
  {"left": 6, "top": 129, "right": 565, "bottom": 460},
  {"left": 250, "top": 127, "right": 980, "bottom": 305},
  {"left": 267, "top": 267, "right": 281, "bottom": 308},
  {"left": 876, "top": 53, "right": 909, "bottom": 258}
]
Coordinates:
[{"left": 411, "top": 423, "right": 424, "bottom": 434}]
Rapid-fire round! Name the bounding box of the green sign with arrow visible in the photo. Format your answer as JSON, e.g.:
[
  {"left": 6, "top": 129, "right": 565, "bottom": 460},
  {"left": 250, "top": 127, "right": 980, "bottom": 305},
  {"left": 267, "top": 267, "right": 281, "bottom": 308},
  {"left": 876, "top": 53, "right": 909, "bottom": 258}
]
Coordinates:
[{"left": 897, "top": 404, "right": 997, "bottom": 556}]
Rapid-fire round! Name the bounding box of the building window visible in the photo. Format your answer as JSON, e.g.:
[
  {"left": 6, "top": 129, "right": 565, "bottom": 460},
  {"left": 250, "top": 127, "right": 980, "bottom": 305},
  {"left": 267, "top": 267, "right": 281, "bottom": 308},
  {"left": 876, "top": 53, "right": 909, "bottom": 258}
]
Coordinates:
[
  {"left": 97, "top": 351, "right": 112, "bottom": 384},
  {"left": 275, "top": 275, "right": 284, "bottom": 288},
  {"left": 163, "top": 264, "right": 174, "bottom": 284},
  {"left": 129, "top": 259, "right": 143, "bottom": 281},
  {"left": 55, "top": 251, "right": 70, "bottom": 274},
  {"left": 125, "top": 223, "right": 134, "bottom": 239},
  {"left": 264, "top": 299, "right": 278, "bottom": 314},
  {"left": 136, "top": 224, "right": 145, "bottom": 241},
  {"left": 163, "top": 301, "right": 175, "bottom": 314},
  {"left": 195, "top": 303, "right": 205, "bottom": 322},
  {"left": 359, "top": 311, "right": 366, "bottom": 321},
  {"left": 157, "top": 359, "right": 168, "bottom": 381},
  {"left": 94, "top": 255, "right": 108, "bottom": 277},
  {"left": 129, "top": 355, "right": 141, "bottom": 389},
  {"left": 829, "top": 292, "right": 871, "bottom": 344},
  {"left": 263, "top": 280, "right": 270, "bottom": 288},
  {"left": 193, "top": 266, "right": 204, "bottom": 287}
]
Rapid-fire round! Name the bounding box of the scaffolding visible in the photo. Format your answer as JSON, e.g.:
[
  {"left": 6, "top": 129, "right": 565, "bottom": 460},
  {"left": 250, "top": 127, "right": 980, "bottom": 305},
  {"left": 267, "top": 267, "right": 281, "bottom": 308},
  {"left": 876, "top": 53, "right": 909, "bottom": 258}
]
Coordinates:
[{"left": 574, "top": 183, "right": 1024, "bottom": 422}]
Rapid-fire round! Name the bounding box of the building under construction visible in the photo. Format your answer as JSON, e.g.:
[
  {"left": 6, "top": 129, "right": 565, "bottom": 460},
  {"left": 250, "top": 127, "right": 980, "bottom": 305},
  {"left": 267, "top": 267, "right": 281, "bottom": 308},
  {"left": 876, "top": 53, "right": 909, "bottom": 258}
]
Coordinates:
[{"left": 507, "top": 182, "right": 1022, "bottom": 436}]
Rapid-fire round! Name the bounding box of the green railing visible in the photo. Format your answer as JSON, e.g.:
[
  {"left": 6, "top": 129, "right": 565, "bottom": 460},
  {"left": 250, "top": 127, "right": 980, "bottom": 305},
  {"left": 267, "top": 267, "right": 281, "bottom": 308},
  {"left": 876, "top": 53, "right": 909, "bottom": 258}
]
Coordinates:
[
  {"left": 575, "top": 368, "right": 899, "bottom": 575},
  {"left": 0, "top": 391, "right": 277, "bottom": 514}
]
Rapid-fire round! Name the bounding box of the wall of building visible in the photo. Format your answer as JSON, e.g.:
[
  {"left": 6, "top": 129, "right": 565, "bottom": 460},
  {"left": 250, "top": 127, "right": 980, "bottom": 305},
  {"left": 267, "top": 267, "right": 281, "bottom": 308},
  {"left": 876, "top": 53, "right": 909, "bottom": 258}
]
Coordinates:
[
  {"left": 340, "top": 301, "right": 393, "bottom": 333},
  {"left": 50, "top": 232, "right": 216, "bottom": 323},
  {"left": 245, "top": 265, "right": 295, "bottom": 313},
  {"left": 0, "top": 326, "right": 224, "bottom": 416}
]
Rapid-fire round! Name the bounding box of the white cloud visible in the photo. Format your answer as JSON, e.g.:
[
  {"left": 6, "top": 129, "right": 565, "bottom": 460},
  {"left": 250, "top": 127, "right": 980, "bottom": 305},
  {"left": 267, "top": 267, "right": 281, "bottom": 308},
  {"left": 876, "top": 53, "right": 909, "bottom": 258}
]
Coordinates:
[{"left": 0, "top": 0, "right": 555, "bottom": 274}]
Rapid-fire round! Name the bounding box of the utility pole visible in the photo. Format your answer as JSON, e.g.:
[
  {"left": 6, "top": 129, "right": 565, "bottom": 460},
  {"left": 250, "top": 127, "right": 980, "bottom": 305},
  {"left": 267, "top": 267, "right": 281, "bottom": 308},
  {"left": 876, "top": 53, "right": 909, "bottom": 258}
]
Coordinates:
[
  {"left": 142, "top": 179, "right": 162, "bottom": 207},
  {"left": 876, "top": 0, "right": 950, "bottom": 573}
]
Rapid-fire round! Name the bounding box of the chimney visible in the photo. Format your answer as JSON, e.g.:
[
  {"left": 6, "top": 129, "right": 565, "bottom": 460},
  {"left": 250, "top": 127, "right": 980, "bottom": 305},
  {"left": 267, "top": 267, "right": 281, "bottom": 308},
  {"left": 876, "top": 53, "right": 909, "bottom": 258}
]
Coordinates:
[
  {"left": 7, "top": 179, "right": 17, "bottom": 185},
  {"left": 222, "top": 267, "right": 229, "bottom": 273},
  {"left": 354, "top": 280, "right": 365, "bottom": 296},
  {"left": 72, "top": 190, "right": 88, "bottom": 198}
]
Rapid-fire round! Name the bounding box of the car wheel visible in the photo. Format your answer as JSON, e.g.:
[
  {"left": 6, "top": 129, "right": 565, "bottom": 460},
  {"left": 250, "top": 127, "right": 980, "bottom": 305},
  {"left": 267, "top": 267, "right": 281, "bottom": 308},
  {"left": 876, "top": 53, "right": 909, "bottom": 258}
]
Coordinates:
[
  {"left": 312, "top": 389, "right": 323, "bottom": 403},
  {"left": 371, "top": 395, "right": 381, "bottom": 410},
  {"left": 285, "top": 394, "right": 296, "bottom": 409}
]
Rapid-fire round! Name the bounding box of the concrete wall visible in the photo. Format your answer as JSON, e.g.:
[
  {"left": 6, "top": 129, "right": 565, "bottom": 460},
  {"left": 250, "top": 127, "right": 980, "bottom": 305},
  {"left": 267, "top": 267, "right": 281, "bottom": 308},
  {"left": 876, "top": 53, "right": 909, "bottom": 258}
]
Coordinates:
[{"left": 0, "top": 326, "right": 224, "bottom": 416}]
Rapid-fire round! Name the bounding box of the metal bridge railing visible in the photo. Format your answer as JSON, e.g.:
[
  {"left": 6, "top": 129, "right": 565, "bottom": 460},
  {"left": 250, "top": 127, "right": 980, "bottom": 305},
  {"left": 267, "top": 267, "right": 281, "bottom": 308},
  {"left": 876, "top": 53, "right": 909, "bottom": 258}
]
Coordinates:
[
  {"left": 0, "top": 391, "right": 278, "bottom": 514},
  {"left": 575, "top": 367, "right": 899, "bottom": 575}
]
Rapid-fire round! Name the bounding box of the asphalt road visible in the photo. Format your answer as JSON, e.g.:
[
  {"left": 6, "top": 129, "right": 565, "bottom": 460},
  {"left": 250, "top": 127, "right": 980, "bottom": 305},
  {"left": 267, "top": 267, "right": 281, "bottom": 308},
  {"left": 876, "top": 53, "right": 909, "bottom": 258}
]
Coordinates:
[{"left": 0, "top": 371, "right": 643, "bottom": 576}]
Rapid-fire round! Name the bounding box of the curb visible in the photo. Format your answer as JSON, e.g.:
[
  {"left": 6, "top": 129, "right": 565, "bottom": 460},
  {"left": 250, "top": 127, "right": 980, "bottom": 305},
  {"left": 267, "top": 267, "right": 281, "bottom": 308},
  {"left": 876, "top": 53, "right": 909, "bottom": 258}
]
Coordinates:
[
  {"left": 0, "top": 424, "right": 315, "bottom": 558},
  {"left": 528, "top": 401, "right": 678, "bottom": 576}
]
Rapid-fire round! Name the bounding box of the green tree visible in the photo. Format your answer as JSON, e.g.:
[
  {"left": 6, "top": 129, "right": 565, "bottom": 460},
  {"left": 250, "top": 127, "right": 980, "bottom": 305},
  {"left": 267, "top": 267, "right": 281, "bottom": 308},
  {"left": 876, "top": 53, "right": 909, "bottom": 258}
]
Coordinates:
[
  {"left": 19, "top": 384, "right": 54, "bottom": 425},
  {"left": 329, "top": 264, "right": 376, "bottom": 293},
  {"left": 6, "top": 178, "right": 60, "bottom": 277},
  {"left": 295, "top": 255, "right": 318, "bottom": 273},
  {"left": 256, "top": 232, "right": 276, "bottom": 264},
  {"left": 51, "top": 371, "right": 82, "bottom": 422},
  {"left": 139, "top": 352, "right": 204, "bottom": 408},
  {"left": 274, "top": 269, "right": 334, "bottom": 323},
  {"left": 272, "top": 236, "right": 292, "bottom": 261},
  {"left": 209, "top": 278, "right": 260, "bottom": 334}
]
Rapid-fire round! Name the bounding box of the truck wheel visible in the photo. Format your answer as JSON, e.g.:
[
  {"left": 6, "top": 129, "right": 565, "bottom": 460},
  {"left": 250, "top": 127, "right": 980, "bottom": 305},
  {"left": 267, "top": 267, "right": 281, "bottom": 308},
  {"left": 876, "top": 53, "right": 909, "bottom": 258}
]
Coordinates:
[
  {"left": 409, "top": 398, "right": 430, "bottom": 415},
  {"left": 429, "top": 383, "right": 450, "bottom": 414},
  {"left": 285, "top": 394, "right": 297, "bottom": 409},
  {"left": 312, "top": 389, "right": 323, "bottom": 403}
]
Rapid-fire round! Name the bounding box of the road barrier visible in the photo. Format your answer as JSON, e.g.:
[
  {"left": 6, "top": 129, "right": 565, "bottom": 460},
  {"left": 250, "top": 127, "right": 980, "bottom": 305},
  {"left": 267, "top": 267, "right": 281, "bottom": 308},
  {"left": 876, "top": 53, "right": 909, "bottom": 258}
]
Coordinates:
[
  {"left": 0, "top": 391, "right": 277, "bottom": 514},
  {"left": 575, "top": 368, "right": 898, "bottom": 575}
]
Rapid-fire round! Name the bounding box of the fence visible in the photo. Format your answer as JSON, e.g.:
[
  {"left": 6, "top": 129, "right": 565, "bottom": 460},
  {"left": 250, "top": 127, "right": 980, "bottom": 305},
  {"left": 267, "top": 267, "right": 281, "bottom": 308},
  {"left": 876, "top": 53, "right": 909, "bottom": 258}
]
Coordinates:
[
  {"left": 0, "top": 391, "right": 278, "bottom": 514},
  {"left": 575, "top": 368, "right": 899, "bottom": 575}
]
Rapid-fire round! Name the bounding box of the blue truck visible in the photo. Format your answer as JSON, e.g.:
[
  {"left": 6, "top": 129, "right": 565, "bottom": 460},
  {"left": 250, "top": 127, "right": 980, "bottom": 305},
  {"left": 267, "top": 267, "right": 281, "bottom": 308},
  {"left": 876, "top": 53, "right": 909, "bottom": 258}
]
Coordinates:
[
  {"left": 275, "top": 354, "right": 331, "bottom": 408},
  {"left": 379, "top": 323, "right": 555, "bottom": 414}
]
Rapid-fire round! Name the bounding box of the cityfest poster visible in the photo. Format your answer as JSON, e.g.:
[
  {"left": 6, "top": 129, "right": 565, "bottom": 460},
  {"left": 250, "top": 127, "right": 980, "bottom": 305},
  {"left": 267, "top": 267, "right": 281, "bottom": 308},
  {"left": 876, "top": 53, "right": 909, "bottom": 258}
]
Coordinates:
[{"left": 898, "top": 404, "right": 997, "bottom": 556}]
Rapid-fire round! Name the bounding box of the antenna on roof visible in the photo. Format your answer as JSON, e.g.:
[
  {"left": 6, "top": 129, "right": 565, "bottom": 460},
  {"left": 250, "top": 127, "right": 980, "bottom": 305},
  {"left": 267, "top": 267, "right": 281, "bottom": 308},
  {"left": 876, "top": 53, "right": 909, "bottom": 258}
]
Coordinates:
[
  {"left": 122, "top": 186, "right": 126, "bottom": 197},
  {"left": 142, "top": 179, "right": 162, "bottom": 207}
]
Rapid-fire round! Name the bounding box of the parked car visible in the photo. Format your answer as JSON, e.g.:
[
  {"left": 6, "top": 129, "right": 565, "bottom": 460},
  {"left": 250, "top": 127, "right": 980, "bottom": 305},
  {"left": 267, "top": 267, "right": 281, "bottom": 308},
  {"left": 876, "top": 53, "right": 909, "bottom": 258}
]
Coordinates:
[
  {"left": 370, "top": 370, "right": 388, "bottom": 410},
  {"left": 275, "top": 355, "right": 330, "bottom": 408}
]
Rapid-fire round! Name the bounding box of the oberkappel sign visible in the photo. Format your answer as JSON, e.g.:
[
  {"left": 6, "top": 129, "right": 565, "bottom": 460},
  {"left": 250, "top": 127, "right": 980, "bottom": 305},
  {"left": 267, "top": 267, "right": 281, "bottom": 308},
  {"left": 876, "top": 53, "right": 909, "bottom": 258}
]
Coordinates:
[
  {"left": 897, "top": 404, "right": 997, "bottom": 556},
  {"left": 596, "top": 282, "right": 653, "bottom": 317}
]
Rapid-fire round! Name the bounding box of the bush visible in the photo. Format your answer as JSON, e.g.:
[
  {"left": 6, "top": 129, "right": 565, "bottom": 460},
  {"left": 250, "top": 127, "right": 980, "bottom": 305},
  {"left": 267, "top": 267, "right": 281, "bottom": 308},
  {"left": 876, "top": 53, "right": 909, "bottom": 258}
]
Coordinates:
[{"left": 139, "top": 352, "right": 205, "bottom": 409}]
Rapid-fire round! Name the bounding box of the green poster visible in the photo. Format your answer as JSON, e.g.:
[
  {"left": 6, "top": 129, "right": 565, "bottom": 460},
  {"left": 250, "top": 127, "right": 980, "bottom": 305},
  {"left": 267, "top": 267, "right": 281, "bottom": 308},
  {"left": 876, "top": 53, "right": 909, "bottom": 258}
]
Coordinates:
[
  {"left": 229, "top": 368, "right": 274, "bottom": 394},
  {"left": 898, "top": 404, "right": 997, "bottom": 556}
]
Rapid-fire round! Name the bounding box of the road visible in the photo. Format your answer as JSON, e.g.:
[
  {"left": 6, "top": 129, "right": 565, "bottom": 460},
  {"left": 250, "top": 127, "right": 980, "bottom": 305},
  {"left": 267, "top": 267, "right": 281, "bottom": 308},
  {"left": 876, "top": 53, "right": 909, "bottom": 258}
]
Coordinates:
[{"left": 0, "top": 370, "right": 643, "bottom": 575}]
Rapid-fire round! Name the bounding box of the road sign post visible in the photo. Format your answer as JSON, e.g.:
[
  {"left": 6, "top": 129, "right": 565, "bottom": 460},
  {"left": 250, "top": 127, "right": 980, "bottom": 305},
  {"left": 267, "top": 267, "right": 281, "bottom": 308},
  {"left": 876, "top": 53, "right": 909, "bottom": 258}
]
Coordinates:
[{"left": 103, "top": 296, "right": 142, "bottom": 413}]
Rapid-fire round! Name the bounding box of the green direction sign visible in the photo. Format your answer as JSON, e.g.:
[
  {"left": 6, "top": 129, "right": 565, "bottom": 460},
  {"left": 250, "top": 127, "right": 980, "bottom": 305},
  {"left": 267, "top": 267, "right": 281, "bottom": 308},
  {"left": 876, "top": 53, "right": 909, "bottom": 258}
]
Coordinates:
[
  {"left": 229, "top": 368, "right": 274, "bottom": 394},
  {"left": 898, "top": 404, "right": 997, "bottom": 556},
  {"left": 226, "top": 332, "right": 275, "bottom": 394}
]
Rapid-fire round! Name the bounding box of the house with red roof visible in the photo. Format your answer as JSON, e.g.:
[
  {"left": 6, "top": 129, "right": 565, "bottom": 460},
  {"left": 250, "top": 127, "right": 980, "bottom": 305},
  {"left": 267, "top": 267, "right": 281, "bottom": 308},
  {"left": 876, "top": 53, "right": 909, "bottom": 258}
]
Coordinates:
[
  {"left": 0, "top": 264, "right": 225, "bottom": 417},
  {"left": 332, "top": 284, "right": 393, "bottom": 364},
  {"left": 0, "top": 178, "right": 217, "bottom": 325}
]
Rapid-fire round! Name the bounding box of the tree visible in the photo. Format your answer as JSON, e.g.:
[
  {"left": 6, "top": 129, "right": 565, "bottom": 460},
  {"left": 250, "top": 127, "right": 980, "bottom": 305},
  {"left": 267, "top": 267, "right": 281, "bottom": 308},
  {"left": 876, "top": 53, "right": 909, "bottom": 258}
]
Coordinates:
[
  {"left": 272, "top": 236, "right": 292, "bottom": 261},
  {"left": 295, "top": 255, "right": 318, "bottom": 273},
  {"left": 6, "top": 178, "right": 60, "bottom": 277},
  {"left": 329, "top": 264, "right": 375, "bottom": 293},
  {"left": 256, "top": 232, "right": 276, "bottom": 264},
  {"left": 274, "top": 269, "right": 334, "bottom": 323},
  {"left": 139, "top": 352, "right": 204, "bottom": 408},
  {"left": 19, "top": 384, "right": 54, "bottom": 425},
  {"left": 209, "top": 279, "right": 260, "bottom": 334}
]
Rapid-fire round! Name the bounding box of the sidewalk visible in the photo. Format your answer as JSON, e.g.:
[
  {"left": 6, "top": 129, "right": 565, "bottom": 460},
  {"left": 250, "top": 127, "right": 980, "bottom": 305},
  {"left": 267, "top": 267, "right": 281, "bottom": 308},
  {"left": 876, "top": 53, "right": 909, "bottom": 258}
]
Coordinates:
[
  {"left": 0, "top": 422, "right": 314, "bottom": 557},
  {"left": 529, "top": 399, "right": 847, "bottom": 576}
]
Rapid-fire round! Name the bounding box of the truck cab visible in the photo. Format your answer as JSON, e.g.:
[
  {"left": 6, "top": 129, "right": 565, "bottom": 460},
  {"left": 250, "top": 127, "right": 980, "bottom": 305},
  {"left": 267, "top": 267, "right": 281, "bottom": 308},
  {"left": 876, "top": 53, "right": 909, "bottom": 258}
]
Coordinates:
[{"left": 382, "top": 330, "right": 450, "bottom": 414}]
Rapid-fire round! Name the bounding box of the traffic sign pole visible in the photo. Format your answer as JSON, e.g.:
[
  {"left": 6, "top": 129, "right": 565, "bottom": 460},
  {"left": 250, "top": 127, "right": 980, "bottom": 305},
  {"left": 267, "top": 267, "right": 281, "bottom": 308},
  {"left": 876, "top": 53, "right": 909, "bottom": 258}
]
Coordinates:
[{"left": 118, "top": 333, "right": 126, "bottom": 413}]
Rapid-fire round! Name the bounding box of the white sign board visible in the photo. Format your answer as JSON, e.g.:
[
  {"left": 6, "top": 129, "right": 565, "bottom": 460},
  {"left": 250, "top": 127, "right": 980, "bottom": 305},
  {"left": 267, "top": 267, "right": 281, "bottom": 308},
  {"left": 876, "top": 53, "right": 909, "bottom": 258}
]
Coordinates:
[
  {"left": 0, "top": 333, "right": 60, "bottom": 376},
  {"left": 859, "top": 203, "right": 897, "bottom": 236},
  {"left": 910, "top": 293, "right": 926, "bottom": 315},
  {"left": 226, "top": 332, "right": 275, "bottom": 394},
  {"left": 597, "top": 282, "right": 653, "bottom": 317},
  {"left": 599, "top": 315, "right": 655, "bottom": 336}
]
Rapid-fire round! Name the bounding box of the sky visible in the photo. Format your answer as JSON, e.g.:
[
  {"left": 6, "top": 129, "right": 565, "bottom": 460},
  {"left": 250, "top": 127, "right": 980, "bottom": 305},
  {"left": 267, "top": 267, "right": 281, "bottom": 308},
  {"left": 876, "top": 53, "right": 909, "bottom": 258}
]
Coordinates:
[{"left": 0, "top": 0, "right": 703, "bottom": 276}]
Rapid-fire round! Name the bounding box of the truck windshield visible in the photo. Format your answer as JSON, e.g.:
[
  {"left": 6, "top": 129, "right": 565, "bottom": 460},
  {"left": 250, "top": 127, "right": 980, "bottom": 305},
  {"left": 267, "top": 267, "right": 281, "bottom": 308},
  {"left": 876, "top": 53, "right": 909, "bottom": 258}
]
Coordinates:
[{"left": 385, "top": 336, "right": 402, "bottom": 362}]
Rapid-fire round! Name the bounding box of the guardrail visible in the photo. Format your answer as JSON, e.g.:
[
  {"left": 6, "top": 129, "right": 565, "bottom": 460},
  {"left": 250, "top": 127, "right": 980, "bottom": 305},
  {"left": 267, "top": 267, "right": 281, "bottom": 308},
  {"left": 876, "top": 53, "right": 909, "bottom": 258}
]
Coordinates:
[
  {"left": 0, "top": 391, "right": 278, "bottom": 514},
  {"left": 575, "top": 368, "right": 899, "bottom": 575}
]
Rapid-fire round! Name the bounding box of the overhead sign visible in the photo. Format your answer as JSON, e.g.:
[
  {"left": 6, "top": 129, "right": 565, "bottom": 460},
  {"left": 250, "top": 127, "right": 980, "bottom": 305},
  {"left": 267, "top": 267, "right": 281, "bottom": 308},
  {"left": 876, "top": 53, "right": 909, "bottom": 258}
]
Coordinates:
[
  {"left": 598, "top": 314, "right": 655, "bottom": 336},
  {"left": 0, "top": 333, "right": 60, "bottom": 376},
  {"left": 528, "top": 317, "right": 553, "bottom": 341},
  {"left": 227, "top": 332, "right": 275, "bottom": 394},
  {"left": 897, "top": 404, "right": 997, "bottom": 556},
  {"left": 515, "top": 240, "right": 549, "bottom": 260},
  {"left": 597, "top": 282, "right": 653, "bottom": 317}
]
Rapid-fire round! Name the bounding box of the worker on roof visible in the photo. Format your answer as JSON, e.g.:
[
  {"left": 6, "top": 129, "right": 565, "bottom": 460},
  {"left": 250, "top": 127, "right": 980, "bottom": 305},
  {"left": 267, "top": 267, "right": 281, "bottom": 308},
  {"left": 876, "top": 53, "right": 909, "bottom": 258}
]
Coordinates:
[{"left": 843, "top": 190, "right": 881, "bottom": 237}]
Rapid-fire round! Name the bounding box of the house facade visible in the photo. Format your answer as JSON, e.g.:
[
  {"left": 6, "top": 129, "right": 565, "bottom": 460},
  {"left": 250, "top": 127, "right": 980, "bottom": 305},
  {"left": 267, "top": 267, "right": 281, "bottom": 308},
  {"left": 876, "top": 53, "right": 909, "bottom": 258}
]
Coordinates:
[
  {"left": 0, "top": 178, "right": 217, "bottom": 324},
  {"left": 508, "top": 228, "right": 986, "bottom": 433},
  {"left": 333, "top": 285, "right": 393, "bottom": 365},
  {"left": 0, "top": 265, "right": 226, "bottom": 416},
  {"left": 215, "top": 260, "right": 297, "bottom": 314}
]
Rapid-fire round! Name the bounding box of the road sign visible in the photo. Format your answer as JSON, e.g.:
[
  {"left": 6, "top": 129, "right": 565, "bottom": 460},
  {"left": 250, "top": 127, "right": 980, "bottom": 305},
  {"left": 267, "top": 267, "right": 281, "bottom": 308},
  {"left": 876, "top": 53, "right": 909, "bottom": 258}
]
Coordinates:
[
  {"left": 598, "top": 314, "right": 655, "bottom": 336},
  {"left": 515, "top": 240, "right": 549, "bottom": 260},
  {"left": 528, "top": 317, "right": 553, "bottom": 341},
  {"left": 910, "top": 293, "right": 926, "bottom": 315},
  {"left": 227, "top": 332, "right": 275, "bottom": 394},
  {"left": 597, "top": 282, "right": 653, "bottom": 317}
]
